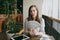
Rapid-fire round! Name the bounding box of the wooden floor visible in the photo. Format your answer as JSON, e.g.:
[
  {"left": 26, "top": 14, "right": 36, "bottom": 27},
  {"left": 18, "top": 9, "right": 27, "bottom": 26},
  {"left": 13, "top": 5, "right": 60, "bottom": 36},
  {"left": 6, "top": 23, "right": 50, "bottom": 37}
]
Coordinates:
[{"left": 0, "top": 32, "right": 8, "bottom": 40}]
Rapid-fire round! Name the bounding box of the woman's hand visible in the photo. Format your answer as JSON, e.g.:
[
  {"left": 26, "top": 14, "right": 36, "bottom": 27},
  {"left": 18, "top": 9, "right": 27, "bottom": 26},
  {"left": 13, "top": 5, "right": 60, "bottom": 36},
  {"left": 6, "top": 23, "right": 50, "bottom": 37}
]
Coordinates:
[{"left": 28, "top": 29, "right": 35, "bottom": 36}]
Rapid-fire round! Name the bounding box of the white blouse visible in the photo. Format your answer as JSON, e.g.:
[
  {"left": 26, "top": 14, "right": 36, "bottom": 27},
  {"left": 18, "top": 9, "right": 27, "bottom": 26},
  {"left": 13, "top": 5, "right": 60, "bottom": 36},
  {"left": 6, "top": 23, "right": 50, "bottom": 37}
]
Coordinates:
[{"left": 24, "top": 18, "right": 45, "bottom": 36}]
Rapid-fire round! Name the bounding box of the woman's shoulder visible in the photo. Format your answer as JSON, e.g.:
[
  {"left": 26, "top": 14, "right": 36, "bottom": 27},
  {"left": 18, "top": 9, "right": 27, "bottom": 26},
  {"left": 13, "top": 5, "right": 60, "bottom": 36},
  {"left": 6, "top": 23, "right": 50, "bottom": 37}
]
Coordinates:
[
  {"left": 39, "top": 17, "right": 44, "bottom": 21},
  {"left": 40, "top": 18, "right": 45, "bottom": 23},
  {"left": 42, "top": 18, "right": 44, "bottom": 21}
]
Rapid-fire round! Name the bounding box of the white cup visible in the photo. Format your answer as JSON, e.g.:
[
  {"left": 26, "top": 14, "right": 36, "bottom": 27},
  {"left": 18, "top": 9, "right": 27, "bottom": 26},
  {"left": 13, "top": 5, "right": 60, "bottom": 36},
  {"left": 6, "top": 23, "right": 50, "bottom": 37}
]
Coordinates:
[{"left": 40, "top": 37, "right": 51, "bottom": 40}]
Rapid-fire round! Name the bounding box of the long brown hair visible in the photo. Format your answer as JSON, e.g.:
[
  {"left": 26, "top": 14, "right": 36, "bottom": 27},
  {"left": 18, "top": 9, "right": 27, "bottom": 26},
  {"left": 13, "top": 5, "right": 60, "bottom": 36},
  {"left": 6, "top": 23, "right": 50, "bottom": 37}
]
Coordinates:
[{"left": 27, "top": 5, "right": 41, "bottom": 23}]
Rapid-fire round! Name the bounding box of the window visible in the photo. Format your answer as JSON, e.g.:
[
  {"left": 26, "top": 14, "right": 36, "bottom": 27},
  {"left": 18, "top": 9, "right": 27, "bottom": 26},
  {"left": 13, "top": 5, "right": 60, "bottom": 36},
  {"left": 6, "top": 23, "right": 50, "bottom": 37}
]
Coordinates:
[{"left": 42, "top": 0, "right": 60, "bottom": 19}]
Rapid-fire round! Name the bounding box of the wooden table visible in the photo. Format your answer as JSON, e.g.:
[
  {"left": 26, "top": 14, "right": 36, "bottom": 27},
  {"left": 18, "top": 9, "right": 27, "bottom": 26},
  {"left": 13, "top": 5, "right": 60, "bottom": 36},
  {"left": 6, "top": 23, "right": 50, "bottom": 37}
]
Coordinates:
[{"left": 29, "top": 36, "right": 41, "bottom": 40}]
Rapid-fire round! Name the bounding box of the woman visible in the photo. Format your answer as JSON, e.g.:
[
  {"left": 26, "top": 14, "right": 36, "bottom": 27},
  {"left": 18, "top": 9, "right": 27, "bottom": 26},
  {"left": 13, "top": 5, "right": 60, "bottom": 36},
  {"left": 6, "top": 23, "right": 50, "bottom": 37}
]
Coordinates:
[
  {"left": 24, "top": 5, "right": 54, "bottom": 40},
  {"left": 24, "top": 5, "right": 46, "bottom": 36}
]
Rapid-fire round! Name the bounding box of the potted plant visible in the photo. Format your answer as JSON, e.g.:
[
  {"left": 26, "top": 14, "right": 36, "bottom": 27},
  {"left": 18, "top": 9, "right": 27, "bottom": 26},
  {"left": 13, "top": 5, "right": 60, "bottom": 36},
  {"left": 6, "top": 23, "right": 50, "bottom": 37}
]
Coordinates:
[
  {"left": 6, "top": 14, "right": 23, "bottom": 33},
  {"left": 6, "top": 14, "right": 23, "bottom": 39}
]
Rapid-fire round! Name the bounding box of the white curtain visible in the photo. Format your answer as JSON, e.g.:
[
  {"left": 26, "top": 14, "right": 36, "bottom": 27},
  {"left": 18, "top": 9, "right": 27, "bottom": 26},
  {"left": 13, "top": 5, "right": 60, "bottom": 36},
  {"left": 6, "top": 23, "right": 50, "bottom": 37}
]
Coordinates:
[
  {"left": 59, "top": 0, "right": 60, "bottom": 19},
  {"left": 42, "top": 0, "right": 60, "bottom": 33},
  {"left": 42, "top": 0, "right": 60, "bottom": 19}
]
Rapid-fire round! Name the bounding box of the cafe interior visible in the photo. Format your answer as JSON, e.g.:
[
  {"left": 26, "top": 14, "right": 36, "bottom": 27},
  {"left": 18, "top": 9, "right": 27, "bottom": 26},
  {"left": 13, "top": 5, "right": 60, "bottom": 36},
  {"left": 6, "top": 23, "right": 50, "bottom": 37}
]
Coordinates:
[{"left": 0, "top": 0, "right": 60, "bottom": 40}]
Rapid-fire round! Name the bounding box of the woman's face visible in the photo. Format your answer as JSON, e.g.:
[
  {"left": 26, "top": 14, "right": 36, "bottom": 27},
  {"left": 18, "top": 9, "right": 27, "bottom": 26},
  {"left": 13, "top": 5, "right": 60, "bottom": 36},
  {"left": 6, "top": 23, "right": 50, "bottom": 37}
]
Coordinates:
[{"left": 30, "top": 7, "right": 37, "bottom": 18}]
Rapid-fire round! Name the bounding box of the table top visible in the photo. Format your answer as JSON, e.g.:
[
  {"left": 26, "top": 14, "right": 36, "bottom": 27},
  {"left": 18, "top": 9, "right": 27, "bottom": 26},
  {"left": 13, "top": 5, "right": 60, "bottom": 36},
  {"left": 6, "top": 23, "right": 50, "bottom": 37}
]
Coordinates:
[{"left": 29, "top": 36, "right": 41, "bottom": 40}]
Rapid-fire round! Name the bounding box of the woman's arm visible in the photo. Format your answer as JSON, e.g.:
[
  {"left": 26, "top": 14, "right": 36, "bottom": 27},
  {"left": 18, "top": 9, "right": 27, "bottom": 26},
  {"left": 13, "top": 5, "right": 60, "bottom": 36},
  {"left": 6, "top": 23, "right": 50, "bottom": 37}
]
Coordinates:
[
  {"left": 34, "top": 18, "right": 45, "bottom": 36},
  {"left": 24, "top": 19, "right": 35, "bottom": 35},
  {"left": 40, "top": 18, "right": 45, "bottom": 33}
]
